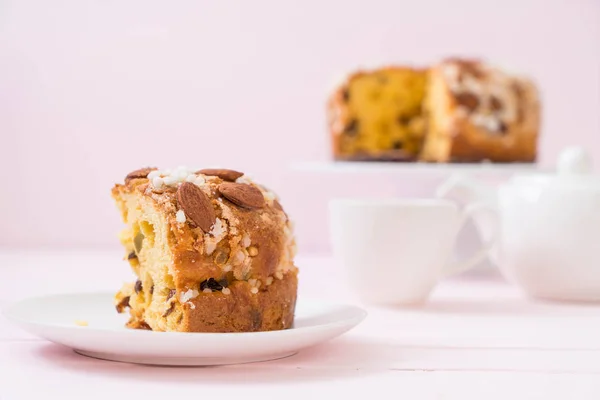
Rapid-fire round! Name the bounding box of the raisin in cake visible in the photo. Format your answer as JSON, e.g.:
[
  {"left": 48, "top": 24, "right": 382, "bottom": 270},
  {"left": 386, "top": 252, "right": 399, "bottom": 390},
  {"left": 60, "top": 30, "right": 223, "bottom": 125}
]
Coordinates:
[
  {"left": 112, "top": 167, "right": 298, "bottom": 332},
  {"left": 327, "top": 66, "right": 428, "bottom": 161},
  {"left": 420, "top": 58, "right": 540, "bottom": 162}
]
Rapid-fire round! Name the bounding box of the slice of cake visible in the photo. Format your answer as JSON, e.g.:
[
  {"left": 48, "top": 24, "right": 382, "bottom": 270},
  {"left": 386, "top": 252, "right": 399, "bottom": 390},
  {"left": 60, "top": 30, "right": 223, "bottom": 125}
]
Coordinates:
[
  {"left": 327, "top": 66, "right": 428, "bottom": 161},
  {"left": 420, "top": 58, "right": 540, "bottom": 162},
  {"left": 112, "top": 167, "right": 298, "bottom": 332}
]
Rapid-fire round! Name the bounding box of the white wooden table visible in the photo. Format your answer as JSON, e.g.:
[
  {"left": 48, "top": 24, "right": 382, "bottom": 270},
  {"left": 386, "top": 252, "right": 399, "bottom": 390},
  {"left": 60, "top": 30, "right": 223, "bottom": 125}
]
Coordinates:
[{"left": 1, "top": 249, "right": 599, "bottom": 399}]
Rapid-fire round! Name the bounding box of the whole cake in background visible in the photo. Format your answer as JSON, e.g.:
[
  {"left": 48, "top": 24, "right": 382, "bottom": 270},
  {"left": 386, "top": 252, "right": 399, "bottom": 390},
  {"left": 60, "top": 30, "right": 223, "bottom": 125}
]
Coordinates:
[
  {"left": 327, "top": 58, "right": 541, "bottom": 163},
  {"left": 112, "top": 167, "right": 298, "bottom": 333}
]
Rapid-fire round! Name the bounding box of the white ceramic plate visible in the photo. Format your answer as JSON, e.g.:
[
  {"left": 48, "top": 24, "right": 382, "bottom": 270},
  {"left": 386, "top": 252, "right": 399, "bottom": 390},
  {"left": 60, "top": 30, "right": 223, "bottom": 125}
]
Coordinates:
[{"left": 3, "top": 292, "right": 366, "bottom": 366}]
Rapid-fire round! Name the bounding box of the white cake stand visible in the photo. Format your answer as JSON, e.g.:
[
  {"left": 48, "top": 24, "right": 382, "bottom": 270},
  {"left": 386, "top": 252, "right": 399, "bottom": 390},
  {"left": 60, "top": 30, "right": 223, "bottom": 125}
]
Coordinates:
[
  {"left": 289, "top": 160, "right": 548, "bottom": 273},
  {"left": 291, "top": 160, "right": 544, "bottom": 176}
]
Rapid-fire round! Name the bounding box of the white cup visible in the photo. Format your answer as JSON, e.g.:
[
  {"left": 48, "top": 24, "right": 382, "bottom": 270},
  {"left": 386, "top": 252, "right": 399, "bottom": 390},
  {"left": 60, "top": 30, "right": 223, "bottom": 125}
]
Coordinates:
[{"left": 329, "top": 198, "right": 495, "bottom": 305}]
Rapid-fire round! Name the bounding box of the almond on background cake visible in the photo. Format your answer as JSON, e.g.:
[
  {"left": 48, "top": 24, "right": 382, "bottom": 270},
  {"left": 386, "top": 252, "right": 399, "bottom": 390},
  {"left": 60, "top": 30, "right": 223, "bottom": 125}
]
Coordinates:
[
  {"left": 112, "top": 167, "right": 298, "bottom": 333},
  {"left": 327, "top": 57, "right": 541, "bottom": 163}
]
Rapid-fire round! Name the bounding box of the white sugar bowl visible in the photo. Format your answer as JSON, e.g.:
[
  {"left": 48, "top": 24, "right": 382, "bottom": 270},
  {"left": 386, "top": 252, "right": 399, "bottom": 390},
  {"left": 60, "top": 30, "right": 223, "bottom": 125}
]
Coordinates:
[{"left": 439, "top": 146, "right": 600, "bottom": 302}]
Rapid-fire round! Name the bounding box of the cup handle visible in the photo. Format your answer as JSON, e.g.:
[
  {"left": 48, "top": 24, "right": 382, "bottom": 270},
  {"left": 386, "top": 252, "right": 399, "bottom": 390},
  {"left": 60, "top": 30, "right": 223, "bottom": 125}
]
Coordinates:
[
  {"left": 435, "top": 173, "right": 469, "bottom": 200},
  {"left": 436, "top": 173, "right": 497, "bottom": 205},
  {"left": 441, "top": 202, "right": 499, "bottom": 278}
]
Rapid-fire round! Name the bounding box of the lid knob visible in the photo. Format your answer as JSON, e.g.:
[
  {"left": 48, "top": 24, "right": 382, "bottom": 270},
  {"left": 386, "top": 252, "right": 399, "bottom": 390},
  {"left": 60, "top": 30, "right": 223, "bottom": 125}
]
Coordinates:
[{"left": 557, "top": 146, "right": 594, "bottom": 176}]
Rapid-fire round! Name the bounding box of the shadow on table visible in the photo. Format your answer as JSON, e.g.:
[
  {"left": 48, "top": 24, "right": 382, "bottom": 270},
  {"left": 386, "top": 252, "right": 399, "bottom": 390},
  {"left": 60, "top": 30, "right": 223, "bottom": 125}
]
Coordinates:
[{"left": 33, "top": 337, "right": 405, "bottom": 383}]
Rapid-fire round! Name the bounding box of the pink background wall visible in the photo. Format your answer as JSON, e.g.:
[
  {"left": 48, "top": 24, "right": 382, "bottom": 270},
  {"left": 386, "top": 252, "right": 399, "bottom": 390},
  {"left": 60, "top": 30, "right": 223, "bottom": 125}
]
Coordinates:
[{"left": 1, "top": 0, "right": 599, "bottom": 253}]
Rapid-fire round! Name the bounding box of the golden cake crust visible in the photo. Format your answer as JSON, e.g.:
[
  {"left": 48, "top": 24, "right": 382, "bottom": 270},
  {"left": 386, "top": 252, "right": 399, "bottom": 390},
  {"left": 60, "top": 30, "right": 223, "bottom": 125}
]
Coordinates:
[
  {"left": 112, "top": 167, "right": 298, "bottom": 332},
  {"left": 125, "top": 271, "right": 298, "bottom": 333},
  {"left": 185, "top": 272, "right": 297, "bottom": 332}
]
